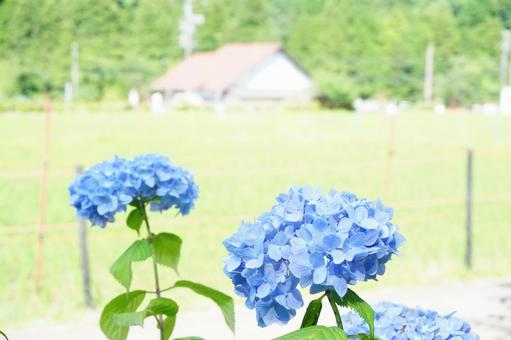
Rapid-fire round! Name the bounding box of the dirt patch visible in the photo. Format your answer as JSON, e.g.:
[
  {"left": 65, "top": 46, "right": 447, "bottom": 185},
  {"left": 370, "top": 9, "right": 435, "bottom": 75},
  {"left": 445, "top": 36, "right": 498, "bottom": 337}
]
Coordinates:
[{"left": 7, "top": 277, "right": 511, "bottom": 340}]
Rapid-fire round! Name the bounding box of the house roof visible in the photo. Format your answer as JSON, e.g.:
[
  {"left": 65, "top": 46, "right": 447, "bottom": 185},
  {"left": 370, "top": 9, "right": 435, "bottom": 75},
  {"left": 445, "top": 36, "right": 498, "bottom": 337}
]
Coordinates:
[{"left": 152, "top": 42, "right": 283, "bottom": 92}]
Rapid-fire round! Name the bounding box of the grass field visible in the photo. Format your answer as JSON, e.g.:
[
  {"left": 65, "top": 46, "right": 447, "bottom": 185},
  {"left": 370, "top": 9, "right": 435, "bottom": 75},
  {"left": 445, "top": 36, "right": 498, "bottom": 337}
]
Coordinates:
[{"left": 1, "top": 109, "right": 510, "bottom": 328}]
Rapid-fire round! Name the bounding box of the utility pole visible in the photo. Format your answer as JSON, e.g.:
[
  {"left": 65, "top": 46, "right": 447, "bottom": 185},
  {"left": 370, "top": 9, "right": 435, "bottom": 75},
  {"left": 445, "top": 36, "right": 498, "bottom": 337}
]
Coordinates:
[
  {"left": 500, "top": 31, "right": 511, "bottom": 90},
  {"left": 499, "top": 30, "right": 511, "bottom": 115},
  {"left": 423, "top": 43, "right": 434, "bottom": 106},
  {"left": 179, "top": 0, "right": 204, "bottom": 60},
  {"left": 71, "top": 42, "right": 80, "bottom": 101}
]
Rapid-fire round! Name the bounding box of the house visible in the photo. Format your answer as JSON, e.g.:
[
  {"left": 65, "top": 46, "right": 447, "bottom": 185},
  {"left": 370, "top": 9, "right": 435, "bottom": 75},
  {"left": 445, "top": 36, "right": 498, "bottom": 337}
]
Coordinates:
[{"left": 152, "top": 42, "right": 314, "bottom": 105}]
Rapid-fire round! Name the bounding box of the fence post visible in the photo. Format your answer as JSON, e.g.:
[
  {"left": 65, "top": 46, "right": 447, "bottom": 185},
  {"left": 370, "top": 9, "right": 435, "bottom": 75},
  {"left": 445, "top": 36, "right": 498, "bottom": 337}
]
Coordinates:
[
  {"left": 466, "top": 149, "right": 473, "bottom": 269},
  {"left": 383, "top": 114, "right": 397, "bottom": 201},
  {"left": 76, "top": 165, "right": 93, "bottom": 308},
  {"left": 35, "top": 95, "right": 52, "bottom": 289}
]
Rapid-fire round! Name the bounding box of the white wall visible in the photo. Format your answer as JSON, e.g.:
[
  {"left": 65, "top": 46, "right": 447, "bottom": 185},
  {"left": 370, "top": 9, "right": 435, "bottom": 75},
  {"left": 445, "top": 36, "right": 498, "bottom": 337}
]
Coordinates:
[{"left": 229, "top": 52, "right": 314, "bottom": 101}]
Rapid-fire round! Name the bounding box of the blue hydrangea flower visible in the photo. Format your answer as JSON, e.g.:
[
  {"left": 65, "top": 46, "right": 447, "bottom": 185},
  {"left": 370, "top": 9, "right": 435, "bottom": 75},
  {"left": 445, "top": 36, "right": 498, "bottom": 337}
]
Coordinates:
[
  {"left": 342, "top": 302, "right": 479, "bottom": 339},
  {"left": 223, "top": 186, "right": 405, "bottom": 327},
  {"left": 69, "top": 156, "right": 132, "bottom": 227},
  {"left": 128, "top": 154, "right": 199, "bottom": 215},
  {"left": 69, "top": 154, "right": 199, "bottom": 227}
]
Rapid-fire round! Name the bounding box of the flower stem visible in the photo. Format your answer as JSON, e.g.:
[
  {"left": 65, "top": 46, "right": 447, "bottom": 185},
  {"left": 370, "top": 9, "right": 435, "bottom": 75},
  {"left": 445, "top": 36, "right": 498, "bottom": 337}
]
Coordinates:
[
  {"left": 326, "top": 289, "right": 344, "bottom": 329},
  {"left": 140, "top": 201, "right": 164, "bottom": 340}
]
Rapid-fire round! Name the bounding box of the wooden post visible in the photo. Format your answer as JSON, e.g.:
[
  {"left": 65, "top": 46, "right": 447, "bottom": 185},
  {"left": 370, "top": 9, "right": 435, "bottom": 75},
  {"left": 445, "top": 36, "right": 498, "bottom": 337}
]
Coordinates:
[
  {"left": 35, "top": 95, "right": 52, "bottom": 288},
  {"left": 76, "top": 165, "right": 93, "bottom": 308},
  {"left": 466, "top": 149, "right": 473, "bottom": 269}
]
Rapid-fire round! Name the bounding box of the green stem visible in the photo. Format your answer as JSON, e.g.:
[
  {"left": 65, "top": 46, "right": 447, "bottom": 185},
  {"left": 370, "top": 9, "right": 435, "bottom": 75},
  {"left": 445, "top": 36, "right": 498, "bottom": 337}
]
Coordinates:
[
  {"left": 326, "top": 290, "right": 344, "bottom": 329},
  {"left": 140, "top": 201, "right": 164, "bottom": 340},
  {"left": 159, "top": 286, "right": 176, "bottom": 294},
  {"left": 147, "top": 286, "right": 175, "bottom": 295}
]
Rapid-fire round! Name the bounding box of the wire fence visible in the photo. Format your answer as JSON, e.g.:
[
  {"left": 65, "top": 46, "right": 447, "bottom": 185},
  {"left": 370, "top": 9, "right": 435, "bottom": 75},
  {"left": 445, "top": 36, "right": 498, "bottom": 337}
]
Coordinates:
[
  {"left": 2, "top": 194, "right": 511, "bottom": 237},
  {"left": 0, "top": 110, "right": 510, "bottom": 309},
  {"left": 1, "top": 151, "right": 510, "bottom": 236},
  {"left": 0, "top": 152, "right": 510, "bottom": 180}
]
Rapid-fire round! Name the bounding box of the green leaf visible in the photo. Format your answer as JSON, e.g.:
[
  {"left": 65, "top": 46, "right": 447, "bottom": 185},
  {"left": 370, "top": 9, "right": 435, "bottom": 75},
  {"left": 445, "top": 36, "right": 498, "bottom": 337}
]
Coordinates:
[
  {"left": 153, "top": 232, "right": 182, "bottom": 273},
  {"left": 275, "top": 326, "right": 348, "bottom": 340},
  {"left": 173, "top": 337, "right": 205, "bottom": 340},
  {"left": 110, "top": 239, "right": 152, "bottom": 290},
  {"left": 352, "top": 334, "right": 373, "bottom": 340},
  {"left": 112, "top": 311, "right": 146, "bottom": 327},
  {"left": 300, "top": 297, "right": 323, "bottom": 328},
  {"left": 174, "top": 280, "right": 235, "bottom": 333},
  {"left": 126, "top": 208, "right": 144, "bottom": 235},
  {"left": 162, "top": 314, "right": 177, "bottom": 340},
  {"left": 332, "top": 289, "right": 375, "bottom": 338},
  {"left": 112, "top": 297, "right": 179, "bottom": 338},
  {"left": 145, "top": 297, "right": 179, "bottom": 318},
  {"left": 100, "top": 290, "right": 146, "bottom": 340}
]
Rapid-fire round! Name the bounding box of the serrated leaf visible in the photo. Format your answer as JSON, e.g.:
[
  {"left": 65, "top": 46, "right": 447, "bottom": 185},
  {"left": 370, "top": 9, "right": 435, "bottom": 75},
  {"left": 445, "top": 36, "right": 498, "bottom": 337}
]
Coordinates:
[
  {"left": 110, "top": 239, "right": 152, "bottom": 290},
  {"left": 153, "top": 232, "right": 182, "bottom": 273},
  {"left": 100, "top": 290, "right": 146, "bottom": 340},
  {"left": 126, "top": 208, "right": 144, "bottom": 235},
  {"left": 174, "top": 280, "right": 235, "bottom": 332},
  {"left": 300, "top": 297, "right": 323, "bottom": 328},
  {"left": 332, "top": 288, "right": 375, "bottom": 338},
  {"left": 275, "top": 326, "right": 348, "bottom": 340}
]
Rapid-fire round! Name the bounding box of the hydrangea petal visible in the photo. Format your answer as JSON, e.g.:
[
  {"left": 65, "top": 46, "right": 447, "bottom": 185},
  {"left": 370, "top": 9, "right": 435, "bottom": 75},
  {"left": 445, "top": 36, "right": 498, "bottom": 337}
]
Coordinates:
[
  {"left": 332, "top": 277, "right": 347, "bottom": 297},
  {"left": 313, "top": 266, "right": 327, "bottom": 284}
]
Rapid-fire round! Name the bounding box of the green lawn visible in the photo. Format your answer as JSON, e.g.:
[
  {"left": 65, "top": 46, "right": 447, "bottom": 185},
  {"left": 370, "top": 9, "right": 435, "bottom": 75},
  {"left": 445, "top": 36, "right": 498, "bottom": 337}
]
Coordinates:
[{"left": 1, "top": 109, "right": 510, "bottom": 327}]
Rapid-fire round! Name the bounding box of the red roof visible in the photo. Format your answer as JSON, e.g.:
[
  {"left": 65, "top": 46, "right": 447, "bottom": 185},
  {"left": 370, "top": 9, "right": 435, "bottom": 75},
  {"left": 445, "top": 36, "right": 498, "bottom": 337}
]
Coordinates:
[{"left": 153, "top": 42, "right": 282, "bottom": 92}]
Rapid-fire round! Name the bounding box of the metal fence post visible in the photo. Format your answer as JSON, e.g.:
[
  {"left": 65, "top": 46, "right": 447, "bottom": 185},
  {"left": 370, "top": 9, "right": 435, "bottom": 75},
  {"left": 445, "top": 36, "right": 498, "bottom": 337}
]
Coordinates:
[
  {"left": 35, "top": 95, "right": 52, "bottom": 288},
  {"left": 383, "top": 115, "right": 397, "bottom": 201},
  {"left": 76, "top": 165, "right": 93, "bottom": 307},
  {"left": 466, "top": 149, "right": 473, "bottom": 269}
]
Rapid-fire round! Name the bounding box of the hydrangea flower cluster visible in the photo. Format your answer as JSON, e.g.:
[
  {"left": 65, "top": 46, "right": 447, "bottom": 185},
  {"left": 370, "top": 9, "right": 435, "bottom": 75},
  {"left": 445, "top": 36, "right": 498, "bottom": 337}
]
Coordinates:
[
  {"left": 69, "top": 154, "right": 198, "bottom": 227},
  {"left": 342, "top": 302, "right": 479, "bottom": 339},
  {"left": 223, "top": 186, "right": 405, "bottom": 327}
]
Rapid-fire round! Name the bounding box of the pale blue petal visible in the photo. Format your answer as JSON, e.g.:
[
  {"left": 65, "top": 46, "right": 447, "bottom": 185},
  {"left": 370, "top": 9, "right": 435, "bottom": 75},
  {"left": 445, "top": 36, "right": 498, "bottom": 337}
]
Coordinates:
[
  {"left": 268, "top": 245, "right": 282, "bottom": 261},
  {"left": 332, "top": 277, "right": 347, "bottom": 297},
  {"left": 331, "top": 249, "right": 345, "bottom": 264},
  {"left": 313, "top": 266, "right": 327, "bottom": 284},
  {"left": 256, "top": 283, "right": 271, "bottom": 298}
]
